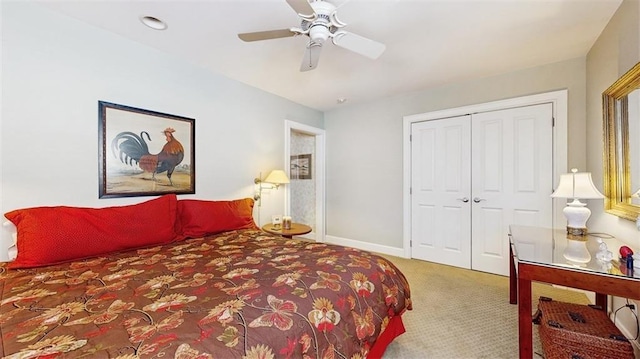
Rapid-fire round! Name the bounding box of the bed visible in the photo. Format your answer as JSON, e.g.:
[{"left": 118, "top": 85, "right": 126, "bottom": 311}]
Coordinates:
[{"left": 0, "top": 195, "right": 411, "bottom": 358}]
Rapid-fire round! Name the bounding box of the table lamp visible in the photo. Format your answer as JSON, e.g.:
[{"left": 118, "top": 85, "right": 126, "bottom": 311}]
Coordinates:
[
  {"left": 551, "top": 168, "right": 604, "bottom": 236},
  {"left": 254, "top": 170, "right": 290, "bottom": 206}
]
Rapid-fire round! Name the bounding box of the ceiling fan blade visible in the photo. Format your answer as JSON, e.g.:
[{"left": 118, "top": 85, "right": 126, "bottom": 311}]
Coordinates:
[
  {"left": 300, "top": 42, "right": 322, "bottom": 72},
  {"left": 332, "top": 31, "right": 386, "bottom": 59},
  {"left": 286, "top": 0, "right": 315, "bottom": 17},
  {"left": 238, "top": 29, "right": 295, "bottom": 42}
]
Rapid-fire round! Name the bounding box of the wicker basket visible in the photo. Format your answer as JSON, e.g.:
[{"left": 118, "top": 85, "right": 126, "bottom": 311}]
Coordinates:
[{"left": 535, "top": 297, "right": 634, "bottom": 359}]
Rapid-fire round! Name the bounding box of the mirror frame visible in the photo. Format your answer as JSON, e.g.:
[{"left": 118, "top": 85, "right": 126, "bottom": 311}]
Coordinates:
[{"left": 603, "top": 61, "right": 640, "bottom": 221}]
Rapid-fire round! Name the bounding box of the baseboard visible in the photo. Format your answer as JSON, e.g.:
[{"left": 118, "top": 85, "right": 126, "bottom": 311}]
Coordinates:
[
  {"left": 296, "top": 232, "right": 315, "bottom": 241},
  {"left": 324, "top": 235, "right": 405, "bottom": 257}
]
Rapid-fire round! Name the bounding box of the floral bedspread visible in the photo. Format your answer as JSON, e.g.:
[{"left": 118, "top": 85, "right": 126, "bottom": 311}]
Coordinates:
[{"left": 0, "top": 229, "right": 411, "bottom": 358}]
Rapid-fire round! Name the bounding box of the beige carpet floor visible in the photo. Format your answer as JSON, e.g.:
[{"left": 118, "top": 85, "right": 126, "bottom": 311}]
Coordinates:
[{"left": 380, "top": 254, "right": 590, "bottom": 359}]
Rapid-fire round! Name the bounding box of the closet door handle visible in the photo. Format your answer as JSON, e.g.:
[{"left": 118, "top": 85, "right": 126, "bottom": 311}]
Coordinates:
[
  {"left": 473, "top": 197, "right": 486, "bottom": 203},
  {"left": 457, "top": 197, "right": 469, "bottom": 203}
]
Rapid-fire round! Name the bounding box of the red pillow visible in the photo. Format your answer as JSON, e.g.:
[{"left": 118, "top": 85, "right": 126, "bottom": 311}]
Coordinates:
[
  {"left": 4, "top": 194, "right": 180, "bottom": 269},
  {"left": 177, "top": 198, "right": 257, "bottom": 238}
]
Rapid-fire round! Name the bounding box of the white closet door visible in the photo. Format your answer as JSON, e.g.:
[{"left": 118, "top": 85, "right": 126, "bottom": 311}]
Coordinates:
[
  {"left": 471, "top": 103, "right": 553, "bottom": 275},
  {"left": 411, "top": 115, "right": 471, "bottom": 269}
]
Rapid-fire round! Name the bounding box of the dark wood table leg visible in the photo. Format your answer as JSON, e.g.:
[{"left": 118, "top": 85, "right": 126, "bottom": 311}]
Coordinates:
[
  {"left": 518, "top": 275, "right": 533, "bottom": 359},
  {"left": 510, "top": 244, "right": 517, "bottom": 304},
  {"left": 595, "top": 293, "right": 607, "bottom": 310}
]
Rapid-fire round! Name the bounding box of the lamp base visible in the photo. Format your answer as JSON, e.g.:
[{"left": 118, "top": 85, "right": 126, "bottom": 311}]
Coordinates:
[
  {"left": 566, "top": 226, "right": 587, "bottom": 236},
  {"left": 563, "top": 236, "right": 591, "bottom": 263},
  {"left": 562, "top": 200, "right": 591, "bottom": 237}
]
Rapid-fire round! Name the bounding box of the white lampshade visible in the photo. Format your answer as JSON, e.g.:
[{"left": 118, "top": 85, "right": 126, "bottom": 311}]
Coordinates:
[
  {"left": 550, "top": 170, "right": 604, "bottom": 200},
  {"left": 264, "top": 170, "right": 290, "bottom": 185}
]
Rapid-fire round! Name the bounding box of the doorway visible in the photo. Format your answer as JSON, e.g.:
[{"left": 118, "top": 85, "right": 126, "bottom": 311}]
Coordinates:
[
  {"left": 411, "top": 104, "right": 553, "bottom": 275},
  {"left": 285, "top": 121, "right": 326, "bottom": 242},
  {"left": 402, "top": 90, "right": 568, "bottom": 276}
]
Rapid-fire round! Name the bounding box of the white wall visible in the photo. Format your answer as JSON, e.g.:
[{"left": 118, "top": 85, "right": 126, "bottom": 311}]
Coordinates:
[
  {"left": 325, "top": 58, "right": 587, "bottom": 249},
  {"left": 0, "top": 2, "right": 323, "bottom": 260}
]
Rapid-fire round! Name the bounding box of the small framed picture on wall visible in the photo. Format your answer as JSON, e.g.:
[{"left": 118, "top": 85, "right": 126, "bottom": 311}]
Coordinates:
[{"left": 290, "top": 154, "right": 312, "bottom": 180}]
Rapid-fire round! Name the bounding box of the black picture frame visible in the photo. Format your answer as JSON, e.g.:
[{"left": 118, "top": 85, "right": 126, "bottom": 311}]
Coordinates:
[{"left": 98, "top": 101, "right": 195, "bottom": 198}]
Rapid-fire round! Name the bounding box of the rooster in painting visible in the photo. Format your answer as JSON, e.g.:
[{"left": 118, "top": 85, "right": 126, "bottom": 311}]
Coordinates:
[{"left": 111, "top": 128, "right": 184, "bottom": 186}]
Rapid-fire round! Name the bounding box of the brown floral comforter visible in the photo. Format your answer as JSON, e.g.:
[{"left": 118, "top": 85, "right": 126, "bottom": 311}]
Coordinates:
[{"left": 0, "top": 229, "right": 411, "bottom": 358}]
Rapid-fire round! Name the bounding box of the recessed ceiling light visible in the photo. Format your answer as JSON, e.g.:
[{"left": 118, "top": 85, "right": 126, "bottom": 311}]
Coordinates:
[
  {"left": 337, "top": 97, "right": 347, "bottom": 104},
  {"left": 140, "top": 16, "right": 167, "bottom": 30}
]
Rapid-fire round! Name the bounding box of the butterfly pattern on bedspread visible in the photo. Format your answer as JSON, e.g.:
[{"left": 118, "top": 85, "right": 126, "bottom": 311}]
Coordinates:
[{"left": 0, "top": 229, "right": 412, "bottom": 358}]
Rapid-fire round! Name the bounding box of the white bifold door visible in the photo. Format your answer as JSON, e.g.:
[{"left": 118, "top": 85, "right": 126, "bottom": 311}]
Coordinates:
[{"left": 410, "top": 103, "right": 553, "bottom": 276}]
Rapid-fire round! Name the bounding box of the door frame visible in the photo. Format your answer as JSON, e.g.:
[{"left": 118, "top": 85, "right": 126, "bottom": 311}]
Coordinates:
[
  {"left": 402, "top": 90, "right": 568, "bottom": 258},
  {"left": 284, "top": 120, "right": 326, "bottom": 242}
]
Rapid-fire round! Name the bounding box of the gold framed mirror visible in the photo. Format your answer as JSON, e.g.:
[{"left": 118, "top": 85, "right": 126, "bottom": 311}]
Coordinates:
[{"left": 603, "top": 61, "right": 640, "bottom": 221}]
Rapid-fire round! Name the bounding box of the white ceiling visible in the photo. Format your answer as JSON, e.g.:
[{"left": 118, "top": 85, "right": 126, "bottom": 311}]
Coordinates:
[{"left": 37, "top": 0, "right": 623, "bottom": 111}]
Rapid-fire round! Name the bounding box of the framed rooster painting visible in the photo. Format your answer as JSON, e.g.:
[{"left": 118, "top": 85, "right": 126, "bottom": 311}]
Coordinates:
[{"left": 98, "top": 101, "right": 195, "bottom": 198}]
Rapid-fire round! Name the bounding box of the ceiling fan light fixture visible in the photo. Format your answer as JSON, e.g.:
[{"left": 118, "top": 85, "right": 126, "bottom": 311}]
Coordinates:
[
  {"left": 309, "top": 25, "right": 330, "bottom": 43},
  {"left": 140, "top": 16, "right": 168, "bottom": 31}
]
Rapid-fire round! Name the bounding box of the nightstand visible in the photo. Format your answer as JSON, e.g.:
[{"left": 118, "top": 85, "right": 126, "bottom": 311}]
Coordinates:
[{"left": 262, "top": 223, "right": 312, "bottom": 239}]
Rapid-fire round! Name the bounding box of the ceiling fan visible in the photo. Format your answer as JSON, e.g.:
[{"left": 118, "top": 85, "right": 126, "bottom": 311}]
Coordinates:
[{"left": 237, "top": 0, "right": 385, "bottom": 72}]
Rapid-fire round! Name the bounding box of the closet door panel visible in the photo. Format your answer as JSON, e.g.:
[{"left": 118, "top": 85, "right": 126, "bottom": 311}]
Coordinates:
[
  {"left": 474, "top": 207, "right": 504, "bottom": 257},
  {"left": 471, "top": 103, "right": 553, "bottom": 276},
  {"left": 477, "top": 119, "right": 504, "bottom": 192},
  {"left": 414, "top": 203, "right": 436, "bottom": 248},
  {"left": 411, "top": 116, "right": 471, "bottom": 269}
]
